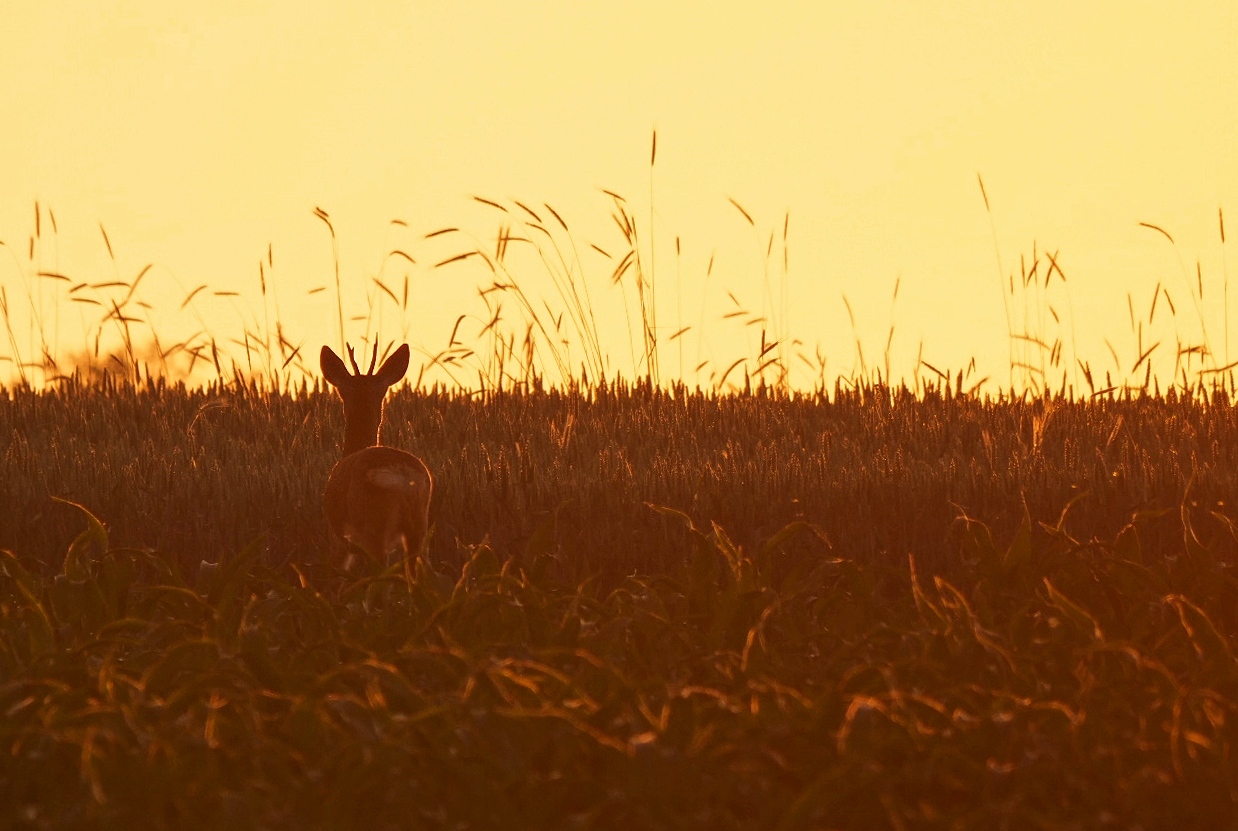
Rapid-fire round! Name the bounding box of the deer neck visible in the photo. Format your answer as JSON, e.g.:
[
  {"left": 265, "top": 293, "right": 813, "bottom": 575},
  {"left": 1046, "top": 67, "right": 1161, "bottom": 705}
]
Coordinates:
[{"left": 341, "top": 413, "right": 382, "bottom": 456}]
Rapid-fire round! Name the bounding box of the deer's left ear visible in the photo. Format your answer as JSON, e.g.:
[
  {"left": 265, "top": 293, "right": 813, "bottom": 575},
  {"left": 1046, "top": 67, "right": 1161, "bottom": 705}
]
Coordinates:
[
  {"left": 376, "top": 344, "right": 411, "bottom": 386},
  {"left": 321, "top": 345, "right": 350, "bottom": 387}
]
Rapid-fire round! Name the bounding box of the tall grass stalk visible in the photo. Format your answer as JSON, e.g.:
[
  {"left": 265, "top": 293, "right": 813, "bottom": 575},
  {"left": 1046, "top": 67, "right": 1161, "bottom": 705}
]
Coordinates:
[{"left": 2, "top": 183, "right": 1237, "bottom": 398}]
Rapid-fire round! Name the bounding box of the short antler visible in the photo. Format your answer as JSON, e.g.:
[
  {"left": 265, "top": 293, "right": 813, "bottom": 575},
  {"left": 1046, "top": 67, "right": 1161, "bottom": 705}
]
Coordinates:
[{"left": 344, "top": 343, "right": 380, "bottom": 376}]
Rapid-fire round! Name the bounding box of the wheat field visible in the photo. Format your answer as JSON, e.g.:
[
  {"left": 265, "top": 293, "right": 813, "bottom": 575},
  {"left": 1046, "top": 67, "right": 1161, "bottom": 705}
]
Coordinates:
[
  {"left": 4, "top": 194, "right": 1238, "bottom": 827},
  {"left": 3, "top": 376, "right": 1238, "bottom": 828}
]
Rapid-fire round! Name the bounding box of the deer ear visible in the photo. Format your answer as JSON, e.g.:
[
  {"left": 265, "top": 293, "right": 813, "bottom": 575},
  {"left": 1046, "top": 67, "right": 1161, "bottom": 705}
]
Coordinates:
[
  {"left": 376, "top": 344, "right": 411, "bottom": 386},
  {"left": 320, "top": 345, "right": 350, "bottom": 387}
]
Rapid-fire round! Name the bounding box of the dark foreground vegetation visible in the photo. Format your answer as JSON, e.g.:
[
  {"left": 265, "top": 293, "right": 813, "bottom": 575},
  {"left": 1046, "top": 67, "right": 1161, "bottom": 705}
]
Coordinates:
[{"left": 3, "top": 379, "right": 1238, "bottom": 828}]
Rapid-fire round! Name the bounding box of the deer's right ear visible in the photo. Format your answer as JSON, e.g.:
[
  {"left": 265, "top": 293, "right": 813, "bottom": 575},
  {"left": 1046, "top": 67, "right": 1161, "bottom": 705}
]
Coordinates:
[
  {"left": 321, "top": 346, "right": 350, "bottom": 387},
  {"left": 375, "top": 344, "right": 411, "bottom": 387}
]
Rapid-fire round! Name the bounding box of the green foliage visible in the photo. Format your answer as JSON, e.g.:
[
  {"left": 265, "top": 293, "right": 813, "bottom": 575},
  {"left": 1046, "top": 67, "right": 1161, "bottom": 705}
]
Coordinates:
[{"left": 1, "top": 478, "right": 1237, "bottom": 828}]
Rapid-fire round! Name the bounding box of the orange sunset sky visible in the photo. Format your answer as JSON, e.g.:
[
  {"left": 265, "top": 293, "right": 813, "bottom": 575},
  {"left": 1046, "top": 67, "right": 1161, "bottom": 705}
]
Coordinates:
[{"left": 2, "top": 1, "right": 1237, "bottom": 391}]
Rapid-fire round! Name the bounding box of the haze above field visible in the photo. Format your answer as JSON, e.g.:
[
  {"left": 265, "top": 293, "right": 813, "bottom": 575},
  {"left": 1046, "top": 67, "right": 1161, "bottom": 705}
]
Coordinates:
[{"left": 3, "top": 1, "right": 1237, "bottom": 390}]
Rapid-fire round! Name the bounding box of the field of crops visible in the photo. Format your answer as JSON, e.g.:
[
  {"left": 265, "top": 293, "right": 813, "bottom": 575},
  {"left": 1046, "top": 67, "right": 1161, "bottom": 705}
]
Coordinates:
[{"left": 3, "top": 378, "right": 1238, "bottom": 828}]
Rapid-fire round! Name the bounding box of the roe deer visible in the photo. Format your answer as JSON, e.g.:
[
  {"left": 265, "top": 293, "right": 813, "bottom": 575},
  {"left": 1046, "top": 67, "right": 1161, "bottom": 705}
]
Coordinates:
[{"left": 321, "top": 343, "right": 432, "bottom": 569}]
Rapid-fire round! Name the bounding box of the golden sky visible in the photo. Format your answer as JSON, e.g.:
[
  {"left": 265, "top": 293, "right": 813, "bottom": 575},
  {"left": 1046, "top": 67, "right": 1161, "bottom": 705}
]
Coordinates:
[{"left": 3, "top": 1, "right": 1237, "bottom": 390}]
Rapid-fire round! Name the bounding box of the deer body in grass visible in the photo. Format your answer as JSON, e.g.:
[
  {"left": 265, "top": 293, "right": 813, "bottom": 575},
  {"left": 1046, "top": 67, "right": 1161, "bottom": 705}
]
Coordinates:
[{"left": 321, "top": 343, "right": 432, "bottom": 568}]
